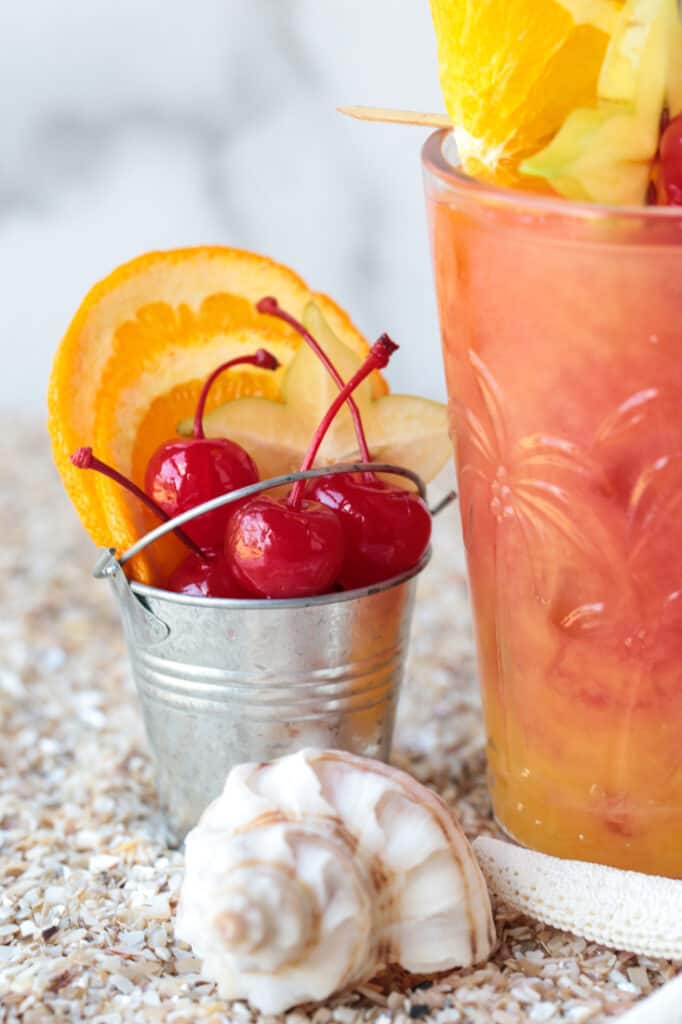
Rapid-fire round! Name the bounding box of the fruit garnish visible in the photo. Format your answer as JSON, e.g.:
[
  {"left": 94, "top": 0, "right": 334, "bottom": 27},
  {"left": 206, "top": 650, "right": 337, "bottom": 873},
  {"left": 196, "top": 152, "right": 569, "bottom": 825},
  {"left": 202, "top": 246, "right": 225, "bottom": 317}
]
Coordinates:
[
  {"left": 660, "top": 112, "right": 682, "bottom": 204},
  {"left": 256, "top": 297, "right": 372, "bottom": 464},
  {"left": 308, "top": 474, "right": 432, "bottom": 591},
  {"left": 429, "top": 0, "right": 621, "bottom": 188},
  {"left": 71, "top": 447, "right": 244, "bottom": 598},
  {"left": 182, "top": 301, "right": 450, "bottom": 488},
  {"left": 48, "top": 247, "right": 384, "bottom": 584},
  {"left": 167, "top": 554, "right": 250, "bottom": 599},
  {"left": 69, "top": 447, "right": 202, "bottom": 557},
  {"left": 227, "top": 496, "right": 345, "bottom": 600},
  {"left": 256, "top": 301, "right": 433, "bottom": 589},
  {"left": 227, "top": 336, "right": 399, "bottom": 599},
  {"left": 145, "top": 350, "right": 278, "bottom": 551},
  {"left": 521, "top": 0, "right": 682, "bottom": 204}
]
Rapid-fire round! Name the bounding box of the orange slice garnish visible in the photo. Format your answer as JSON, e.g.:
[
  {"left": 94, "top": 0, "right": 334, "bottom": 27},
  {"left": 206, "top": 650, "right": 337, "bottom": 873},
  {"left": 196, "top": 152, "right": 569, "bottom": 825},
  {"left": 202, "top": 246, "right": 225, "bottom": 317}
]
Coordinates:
[
  {"left": 48, "top": 247, "right": 385, "bottom": 584},
  {"left": 429, "top": 0, "right": 622, "bottom": 188}
]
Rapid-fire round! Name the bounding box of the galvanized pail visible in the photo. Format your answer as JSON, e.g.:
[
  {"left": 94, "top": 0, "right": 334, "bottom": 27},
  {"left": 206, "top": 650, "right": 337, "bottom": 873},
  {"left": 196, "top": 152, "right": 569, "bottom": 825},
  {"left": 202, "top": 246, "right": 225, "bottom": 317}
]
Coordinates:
[{"left": 94, "top": 463, "right": 449, "bottom": 844}]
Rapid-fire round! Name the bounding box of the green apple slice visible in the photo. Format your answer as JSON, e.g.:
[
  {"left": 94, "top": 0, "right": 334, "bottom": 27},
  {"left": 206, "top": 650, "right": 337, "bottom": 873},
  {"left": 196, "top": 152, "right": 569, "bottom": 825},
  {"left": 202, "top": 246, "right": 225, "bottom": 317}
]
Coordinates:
[{"left": 178, "top": 302, "right": 451, "bottom": 486}]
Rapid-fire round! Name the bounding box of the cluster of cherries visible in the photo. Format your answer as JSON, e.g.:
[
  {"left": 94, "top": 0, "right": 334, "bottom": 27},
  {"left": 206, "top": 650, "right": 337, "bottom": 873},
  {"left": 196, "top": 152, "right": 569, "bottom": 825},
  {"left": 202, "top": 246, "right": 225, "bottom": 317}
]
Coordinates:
[
  {"left": 72, "top": 299, "right": 431, "bottom": 600},
  {"left": 655, "top": 110, "right": 682, "bottom": 205}
]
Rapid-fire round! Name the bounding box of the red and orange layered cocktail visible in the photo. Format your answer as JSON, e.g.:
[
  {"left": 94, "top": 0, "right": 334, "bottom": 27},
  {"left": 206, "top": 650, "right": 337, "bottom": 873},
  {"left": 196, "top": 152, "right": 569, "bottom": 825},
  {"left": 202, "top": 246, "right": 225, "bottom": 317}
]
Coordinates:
[{"left": 424, "top": 131, "right": 682, "bottom": 873}]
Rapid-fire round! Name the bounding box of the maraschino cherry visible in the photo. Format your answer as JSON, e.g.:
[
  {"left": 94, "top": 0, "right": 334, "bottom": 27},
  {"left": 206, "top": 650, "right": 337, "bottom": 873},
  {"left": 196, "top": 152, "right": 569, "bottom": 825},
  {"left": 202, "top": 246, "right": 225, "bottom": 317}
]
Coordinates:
[
  {"left": 660, "top": 111, "right": 682, "bottom": 205},
  {"left": 309, "top": 473, "right": 432, "bottom": 589},
  {"left": 70, "top": 447, "right": 246, "bottom": 598},
  {"left": 257, "top": 299, "right": 431, "bottom": 589},
  {"left": 226, "top": 335, "right": 399, "bottom": 599},
  {"left": 145, "top": 349, "right": 279, "bottom": 551},
  {"left": 166, "top": 553, "right": 249, "bottom": 599}
]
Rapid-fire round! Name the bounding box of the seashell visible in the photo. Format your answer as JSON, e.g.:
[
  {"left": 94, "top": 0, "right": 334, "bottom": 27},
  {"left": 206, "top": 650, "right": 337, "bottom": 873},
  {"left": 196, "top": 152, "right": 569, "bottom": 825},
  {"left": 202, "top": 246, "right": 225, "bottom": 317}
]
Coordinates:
[
  {"left": 618, "top": 971, "right": 682, "bottom": 1024},
  {"left": 176, "top": 749, "right": 495, "bottom": 1013},
  {"left": 474, "top": 836, "right": 682, "bottom": 959}
]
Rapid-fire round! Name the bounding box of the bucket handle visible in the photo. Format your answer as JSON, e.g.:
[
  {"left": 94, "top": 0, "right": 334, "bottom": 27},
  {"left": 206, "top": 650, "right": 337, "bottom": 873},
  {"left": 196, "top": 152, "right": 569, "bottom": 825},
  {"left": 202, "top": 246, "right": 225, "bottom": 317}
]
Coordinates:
[
  {"left": 93, "top": 549, "right": 171, "bottom": 643},
  {"left": 109, "top": 462, "right": 455, "bottom": 567}
]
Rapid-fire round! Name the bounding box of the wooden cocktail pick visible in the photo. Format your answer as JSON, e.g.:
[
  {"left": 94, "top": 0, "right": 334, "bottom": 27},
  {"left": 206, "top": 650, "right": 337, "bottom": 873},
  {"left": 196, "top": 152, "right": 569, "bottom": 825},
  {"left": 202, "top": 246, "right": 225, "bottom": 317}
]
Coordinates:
[{"left": 337, "top": 105, "right": 451, "bottom": 128}]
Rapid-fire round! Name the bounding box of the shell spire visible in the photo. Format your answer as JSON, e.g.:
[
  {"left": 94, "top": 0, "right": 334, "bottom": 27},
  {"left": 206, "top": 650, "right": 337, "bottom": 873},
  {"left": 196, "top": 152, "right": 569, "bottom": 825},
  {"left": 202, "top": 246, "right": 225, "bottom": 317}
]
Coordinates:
[{"left": 176, "top": 749, "right": 495, "bottom": 1013}]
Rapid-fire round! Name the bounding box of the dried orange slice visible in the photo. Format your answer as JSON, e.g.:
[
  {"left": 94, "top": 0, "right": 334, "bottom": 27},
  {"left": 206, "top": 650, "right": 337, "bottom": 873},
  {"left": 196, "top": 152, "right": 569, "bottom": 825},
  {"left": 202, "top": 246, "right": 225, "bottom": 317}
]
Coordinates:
[{"left": 48, "top": 247, "right": 385, "bottom": 584}]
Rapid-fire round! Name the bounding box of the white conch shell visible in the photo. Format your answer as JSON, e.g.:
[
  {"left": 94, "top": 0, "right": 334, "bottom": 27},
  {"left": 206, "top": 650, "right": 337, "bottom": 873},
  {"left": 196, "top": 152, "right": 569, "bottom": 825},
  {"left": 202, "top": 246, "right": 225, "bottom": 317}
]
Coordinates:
[
  {"left": 474, "top": 836, "right": 682, "bottom": 959},
  {"left": 176, "top": 749, "right": 495, "bottom": 1013}
]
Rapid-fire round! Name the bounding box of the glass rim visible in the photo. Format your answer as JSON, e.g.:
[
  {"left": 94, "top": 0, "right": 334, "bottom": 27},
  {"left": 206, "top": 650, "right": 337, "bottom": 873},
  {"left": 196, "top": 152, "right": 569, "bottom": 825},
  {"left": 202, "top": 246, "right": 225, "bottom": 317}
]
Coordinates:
[{"left": 422, "top": 128, "right": 682, "bottom": 224}]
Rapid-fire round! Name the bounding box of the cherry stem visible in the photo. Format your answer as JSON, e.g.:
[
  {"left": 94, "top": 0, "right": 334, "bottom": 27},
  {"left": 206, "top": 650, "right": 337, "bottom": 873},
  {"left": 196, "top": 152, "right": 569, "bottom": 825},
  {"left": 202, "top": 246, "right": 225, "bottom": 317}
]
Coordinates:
[
  {"left": 193, "top": 349, "right": 280, "bottom": 440},
  {"left": 70, "top": 447, "right": 204, "bottom": 556},
  {"left": 256, "top": 297, "right": 373, "bottom": 464},
  {"left": 288, "top": 335, "right": 398, "bottom": 510},
  {"left": 660, "top": 105, "right": 671, "bottom": 146}
]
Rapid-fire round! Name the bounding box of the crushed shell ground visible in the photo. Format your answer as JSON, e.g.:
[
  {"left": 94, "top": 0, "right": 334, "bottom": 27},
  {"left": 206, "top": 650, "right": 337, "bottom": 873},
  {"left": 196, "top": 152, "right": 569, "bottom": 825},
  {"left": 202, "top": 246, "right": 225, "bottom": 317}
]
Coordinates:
[{"left": 1, "top": 418, "right": 680, "bottom": 1023}]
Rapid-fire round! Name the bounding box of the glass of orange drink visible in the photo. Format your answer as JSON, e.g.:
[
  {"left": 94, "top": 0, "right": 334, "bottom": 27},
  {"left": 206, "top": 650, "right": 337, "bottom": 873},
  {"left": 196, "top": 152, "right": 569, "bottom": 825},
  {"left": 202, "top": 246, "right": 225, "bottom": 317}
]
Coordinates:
[{"left": 423, "top": 129, "right": 682, "bottom": 876}]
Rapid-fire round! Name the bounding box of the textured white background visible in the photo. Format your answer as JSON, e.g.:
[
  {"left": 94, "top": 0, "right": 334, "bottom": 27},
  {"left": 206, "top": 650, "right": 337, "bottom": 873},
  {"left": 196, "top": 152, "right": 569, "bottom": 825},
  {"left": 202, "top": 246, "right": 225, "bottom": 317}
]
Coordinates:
[{"left": 1, "top": 0, "right": 447, "bottom": 413}]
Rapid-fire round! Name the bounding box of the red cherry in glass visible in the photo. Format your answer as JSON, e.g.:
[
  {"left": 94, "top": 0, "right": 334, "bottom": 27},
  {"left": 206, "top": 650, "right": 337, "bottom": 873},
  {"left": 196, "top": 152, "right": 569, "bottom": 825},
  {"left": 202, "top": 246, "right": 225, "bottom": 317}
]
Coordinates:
[
  {"left": 227, "top": 496, "right": 344, "bottom": 598},
  {"left": 660, "top": 112, "right": 682, "bottom": 205},
  {"left": 226, "top": 334, "right": 399, "bottom": 599},
  {"left": 308, "top": 474, "right": 431, "bottom": 589},
  {"left": 167, "top": 552, "right": 250, "bottom": 598},
  {"left": 144, "top": 350, "right": 279, "bottom": 550}
]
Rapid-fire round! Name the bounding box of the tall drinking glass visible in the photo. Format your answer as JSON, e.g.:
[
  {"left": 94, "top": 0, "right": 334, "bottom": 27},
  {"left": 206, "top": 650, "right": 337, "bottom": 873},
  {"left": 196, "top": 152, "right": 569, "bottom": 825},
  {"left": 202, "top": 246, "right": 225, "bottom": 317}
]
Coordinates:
[{"left": 423, "top": 129, "right": 682, "bottom": 875}]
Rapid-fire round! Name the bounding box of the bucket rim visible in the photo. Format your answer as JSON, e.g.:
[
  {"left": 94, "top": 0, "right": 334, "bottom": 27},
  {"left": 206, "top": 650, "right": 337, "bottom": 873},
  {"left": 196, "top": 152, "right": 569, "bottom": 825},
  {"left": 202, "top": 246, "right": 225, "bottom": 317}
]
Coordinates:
[
  {"left": 117, "top": 462, "right": 431, "bottom": 567},
  {"left": 129, "top": 547, "right": 432, "bottom": 610}
]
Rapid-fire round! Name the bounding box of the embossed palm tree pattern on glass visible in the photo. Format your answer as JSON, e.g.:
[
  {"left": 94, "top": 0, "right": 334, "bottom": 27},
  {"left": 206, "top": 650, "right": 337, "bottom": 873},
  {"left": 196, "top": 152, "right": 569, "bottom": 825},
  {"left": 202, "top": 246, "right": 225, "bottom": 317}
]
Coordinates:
[{"left": 456, "top": 353, "right": 682, "bottom": 710}]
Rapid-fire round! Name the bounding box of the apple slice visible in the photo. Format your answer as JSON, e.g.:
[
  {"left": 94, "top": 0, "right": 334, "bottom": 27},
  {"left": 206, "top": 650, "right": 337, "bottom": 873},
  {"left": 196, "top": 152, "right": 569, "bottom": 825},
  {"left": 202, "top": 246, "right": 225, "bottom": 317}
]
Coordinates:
[
  {"left": 521, "top": 0, "right": 682, "bottom": 204},
  {"left": 178, "top": 301, "right": 451, "bottom": 486}
]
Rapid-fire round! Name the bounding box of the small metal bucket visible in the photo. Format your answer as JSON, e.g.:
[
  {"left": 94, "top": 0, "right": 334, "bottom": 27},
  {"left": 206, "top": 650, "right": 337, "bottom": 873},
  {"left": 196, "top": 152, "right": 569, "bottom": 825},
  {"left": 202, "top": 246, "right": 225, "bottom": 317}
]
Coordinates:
[{"left": 94, "top": 463, "right": 450, "bottom": 844}]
